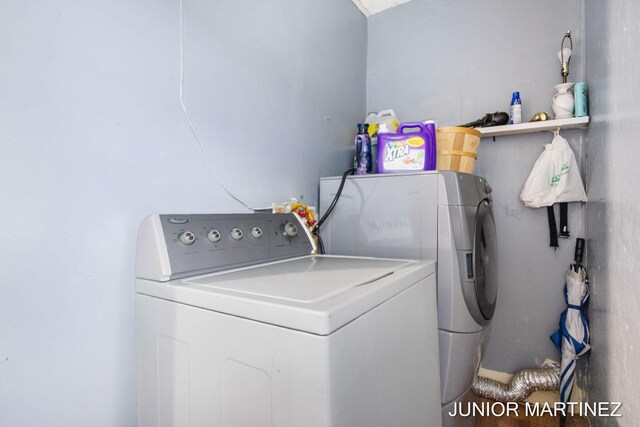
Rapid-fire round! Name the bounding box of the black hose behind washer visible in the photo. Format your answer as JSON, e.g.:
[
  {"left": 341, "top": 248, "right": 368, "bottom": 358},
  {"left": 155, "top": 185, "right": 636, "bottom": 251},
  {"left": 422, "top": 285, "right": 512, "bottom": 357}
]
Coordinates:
[{"left": 312, "top": 168, "right": 355, "bottom": 254}]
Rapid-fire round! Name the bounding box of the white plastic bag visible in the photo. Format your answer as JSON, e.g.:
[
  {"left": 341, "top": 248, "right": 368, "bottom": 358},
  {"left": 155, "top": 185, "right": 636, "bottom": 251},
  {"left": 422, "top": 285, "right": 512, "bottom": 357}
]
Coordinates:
[{"left": 520, "top": 132, "right": 587, "bottom": 208}]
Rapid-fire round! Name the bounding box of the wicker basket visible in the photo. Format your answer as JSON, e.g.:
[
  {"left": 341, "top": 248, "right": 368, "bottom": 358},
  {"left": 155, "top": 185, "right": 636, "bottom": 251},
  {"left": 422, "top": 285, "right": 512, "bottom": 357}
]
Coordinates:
[{"left": 436, "top": 127, "right": 482, "bottom": 174}]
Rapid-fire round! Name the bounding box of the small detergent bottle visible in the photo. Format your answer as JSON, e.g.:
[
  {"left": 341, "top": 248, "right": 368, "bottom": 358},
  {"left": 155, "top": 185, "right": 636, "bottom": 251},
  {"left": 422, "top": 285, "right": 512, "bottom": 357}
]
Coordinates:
[
  {"left": 354, "top": 123, "right": 372, "bottom": 175},
  {"left": 510, "top": 91, "right": 522, "bottom": 124},
  {"left": 363, "top": 124, "right": 374, "bottom": 173},
  {"left": 354, "top": 124, "right": 362, "bottom": 171}
]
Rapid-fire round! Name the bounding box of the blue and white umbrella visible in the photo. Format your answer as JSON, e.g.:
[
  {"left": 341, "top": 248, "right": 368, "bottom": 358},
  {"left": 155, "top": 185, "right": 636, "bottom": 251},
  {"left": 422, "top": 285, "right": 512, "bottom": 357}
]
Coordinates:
[{"left": 550, "top": 266, "right": 591, "bottom": 403}]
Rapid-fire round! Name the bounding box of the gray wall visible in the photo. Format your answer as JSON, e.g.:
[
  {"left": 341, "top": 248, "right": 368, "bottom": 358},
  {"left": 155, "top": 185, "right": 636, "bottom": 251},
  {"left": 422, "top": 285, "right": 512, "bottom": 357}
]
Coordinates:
[
  {"left": 368, "top": 0, "right": 586, "bottom": 372},
  {"left": 0, "top": 1, "right": 365, "bottom": 425},
  {"left": 584, "top": 0, "right": 640, "bottom": 423}
]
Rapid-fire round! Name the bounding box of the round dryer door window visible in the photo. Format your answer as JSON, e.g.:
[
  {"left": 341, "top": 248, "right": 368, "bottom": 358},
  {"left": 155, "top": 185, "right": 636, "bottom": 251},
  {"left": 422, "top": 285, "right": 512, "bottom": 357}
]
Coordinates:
[{"left": 473, "top": 198, "right": 498, "bottom": 320}]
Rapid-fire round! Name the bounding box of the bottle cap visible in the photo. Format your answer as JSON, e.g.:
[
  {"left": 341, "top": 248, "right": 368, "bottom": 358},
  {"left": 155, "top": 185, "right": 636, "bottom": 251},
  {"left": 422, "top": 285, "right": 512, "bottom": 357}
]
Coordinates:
[
  {"left": 512, "top": 91, "right": 520, "bottom": 101},
  {"left": 358, "top": 123, "right": 366, "bottom": 133}
]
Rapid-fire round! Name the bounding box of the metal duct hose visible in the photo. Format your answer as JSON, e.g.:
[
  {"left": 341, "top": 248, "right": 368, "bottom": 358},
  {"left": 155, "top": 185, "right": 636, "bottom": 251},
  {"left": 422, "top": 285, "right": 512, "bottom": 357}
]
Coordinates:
[{"left": 472, "top": 365, "right": 560, "bottom": 402}]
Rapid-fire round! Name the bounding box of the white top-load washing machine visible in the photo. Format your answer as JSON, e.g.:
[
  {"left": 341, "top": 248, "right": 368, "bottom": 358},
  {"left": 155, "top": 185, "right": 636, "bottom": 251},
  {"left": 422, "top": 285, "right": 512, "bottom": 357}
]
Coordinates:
[
  {"left": 136, "top": 212, "right": 442, "bottom": 427},
  {"left": 320, "top": 171, "right": 498, "bottom": 426}
]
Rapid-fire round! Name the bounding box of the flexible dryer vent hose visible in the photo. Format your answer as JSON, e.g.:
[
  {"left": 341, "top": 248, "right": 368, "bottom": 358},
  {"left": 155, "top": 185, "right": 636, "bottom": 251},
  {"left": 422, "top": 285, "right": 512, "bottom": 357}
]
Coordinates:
[{"left": 471, "top": 366, "right": 560, "bottom": 402}]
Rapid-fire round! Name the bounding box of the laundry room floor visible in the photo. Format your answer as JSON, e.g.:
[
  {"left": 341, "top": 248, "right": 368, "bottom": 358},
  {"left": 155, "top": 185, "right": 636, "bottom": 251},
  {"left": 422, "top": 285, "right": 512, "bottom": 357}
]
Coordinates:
[{"left": 474, "top": 398, "right": 590, "bottom": 426}]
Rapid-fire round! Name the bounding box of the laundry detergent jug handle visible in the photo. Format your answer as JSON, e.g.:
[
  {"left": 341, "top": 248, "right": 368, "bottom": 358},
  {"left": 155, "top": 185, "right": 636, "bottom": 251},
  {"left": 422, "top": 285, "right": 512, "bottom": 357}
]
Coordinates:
[
  {"left": 398, "top": 122, "right": 427, "bottom": 134},
  {"left": 378, "top": 109, "right": 397, "bottom": 118}
]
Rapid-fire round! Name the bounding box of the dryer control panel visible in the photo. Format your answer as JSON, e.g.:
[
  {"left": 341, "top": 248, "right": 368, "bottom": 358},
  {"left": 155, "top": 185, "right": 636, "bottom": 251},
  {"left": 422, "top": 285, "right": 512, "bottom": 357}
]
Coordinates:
[{"left": 136, "top": 213, "right": 313, "bottom": 281}]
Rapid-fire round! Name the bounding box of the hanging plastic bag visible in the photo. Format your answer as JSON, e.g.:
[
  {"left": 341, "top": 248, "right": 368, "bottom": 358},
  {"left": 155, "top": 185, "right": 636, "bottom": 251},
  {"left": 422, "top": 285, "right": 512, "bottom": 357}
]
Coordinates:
[{"left": 520, "top": 132, "right": 587, "bottom": 208}]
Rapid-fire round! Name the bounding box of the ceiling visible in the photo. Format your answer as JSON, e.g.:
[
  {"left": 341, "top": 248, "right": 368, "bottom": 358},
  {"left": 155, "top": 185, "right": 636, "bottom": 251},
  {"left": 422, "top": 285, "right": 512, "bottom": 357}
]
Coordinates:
[{"left": 351, "top": 0, "right": 414, "bottom": 17}]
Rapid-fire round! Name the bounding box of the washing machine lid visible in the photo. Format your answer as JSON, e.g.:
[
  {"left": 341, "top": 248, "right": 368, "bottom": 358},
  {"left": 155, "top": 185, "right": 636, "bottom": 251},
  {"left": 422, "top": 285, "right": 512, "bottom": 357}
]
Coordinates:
[{"left": 136, "top": 255, "right": 435, "bottom": 335}]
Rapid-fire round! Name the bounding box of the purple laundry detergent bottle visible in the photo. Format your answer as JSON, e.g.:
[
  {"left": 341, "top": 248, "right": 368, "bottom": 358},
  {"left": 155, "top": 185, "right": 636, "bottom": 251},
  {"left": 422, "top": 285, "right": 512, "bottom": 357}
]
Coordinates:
[{"left": 377, "top": 122, "right": 436, "bottom": 173}]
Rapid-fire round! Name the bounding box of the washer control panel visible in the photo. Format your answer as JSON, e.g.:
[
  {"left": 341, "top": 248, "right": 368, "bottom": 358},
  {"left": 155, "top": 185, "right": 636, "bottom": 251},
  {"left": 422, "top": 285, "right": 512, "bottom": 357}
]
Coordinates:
[{"left": 155, "top": 213, "right": 313, "bottom": 280}]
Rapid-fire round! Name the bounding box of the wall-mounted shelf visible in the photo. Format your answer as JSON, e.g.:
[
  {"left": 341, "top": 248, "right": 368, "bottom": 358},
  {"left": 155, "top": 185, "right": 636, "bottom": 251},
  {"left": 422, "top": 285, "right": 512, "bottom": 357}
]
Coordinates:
[{"left": 477, "top": 116, "right": 589, "bottom": 138}]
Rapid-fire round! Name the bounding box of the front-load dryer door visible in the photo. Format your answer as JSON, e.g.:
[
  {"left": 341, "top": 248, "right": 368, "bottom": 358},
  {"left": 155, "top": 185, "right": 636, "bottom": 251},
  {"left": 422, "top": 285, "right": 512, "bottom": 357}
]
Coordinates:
[{"left": 473, "top": 198, "right": 498, "bottom": 321}]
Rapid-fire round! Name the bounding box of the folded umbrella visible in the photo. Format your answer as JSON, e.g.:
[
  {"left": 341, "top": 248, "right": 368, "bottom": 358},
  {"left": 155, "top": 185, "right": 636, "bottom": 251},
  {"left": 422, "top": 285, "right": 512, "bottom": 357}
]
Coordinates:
[{"left": 550, "top": 239, "right": 590, "bottom": 403}]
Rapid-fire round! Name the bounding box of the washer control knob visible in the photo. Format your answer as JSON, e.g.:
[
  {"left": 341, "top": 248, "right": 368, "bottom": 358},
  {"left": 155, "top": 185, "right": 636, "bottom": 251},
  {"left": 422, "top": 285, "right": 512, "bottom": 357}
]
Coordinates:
[
  {"left": 207, "top": 229, "right": 221, "bottom": 243},
  {"left": 251, "top": 227, "right": 263, "bottom": 239},
  {"left": 283, "top": 222, "right": 299, "bottom": 238},
  {"left": 179, "top": 231, "right": 196, "bottom": 245},
  {"left": 231, "top": 228, "right": 244, "bottom": 241}
]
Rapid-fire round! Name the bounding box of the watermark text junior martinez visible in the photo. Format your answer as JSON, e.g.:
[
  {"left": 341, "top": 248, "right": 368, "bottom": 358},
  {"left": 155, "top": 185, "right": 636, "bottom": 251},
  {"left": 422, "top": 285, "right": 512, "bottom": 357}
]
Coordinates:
[{"left": 448, "top": 401, "right": 622, "bottom": 418}]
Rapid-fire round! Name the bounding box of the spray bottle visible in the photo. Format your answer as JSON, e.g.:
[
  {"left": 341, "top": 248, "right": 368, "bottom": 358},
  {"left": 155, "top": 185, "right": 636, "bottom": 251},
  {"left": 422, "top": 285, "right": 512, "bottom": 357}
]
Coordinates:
[{"left": 510, "top": 91, "right": 522, "bottom": 124}]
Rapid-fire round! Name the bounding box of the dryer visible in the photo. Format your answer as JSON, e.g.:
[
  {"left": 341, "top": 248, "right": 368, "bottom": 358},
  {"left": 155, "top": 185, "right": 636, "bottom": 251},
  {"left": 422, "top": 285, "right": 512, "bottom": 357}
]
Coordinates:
[
  {"left": 136, "top": 212, "right": 442, "bottom": 427},
  {"left": 320, "top": 171, "right": 498, "bottom": 426}
]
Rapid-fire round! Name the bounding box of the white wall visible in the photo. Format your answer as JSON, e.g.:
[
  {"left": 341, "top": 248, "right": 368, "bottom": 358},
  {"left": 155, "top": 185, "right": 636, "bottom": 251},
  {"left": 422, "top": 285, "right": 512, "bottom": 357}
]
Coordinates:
[
  {"left": 367, "top": 0, "right": 586, "bottom": 372},
  {"left": 584, "top": 0, "right": 640, "bottom": 422},
  {"left": 0, "top": 1, "right": 366, "bottom": 425}
]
